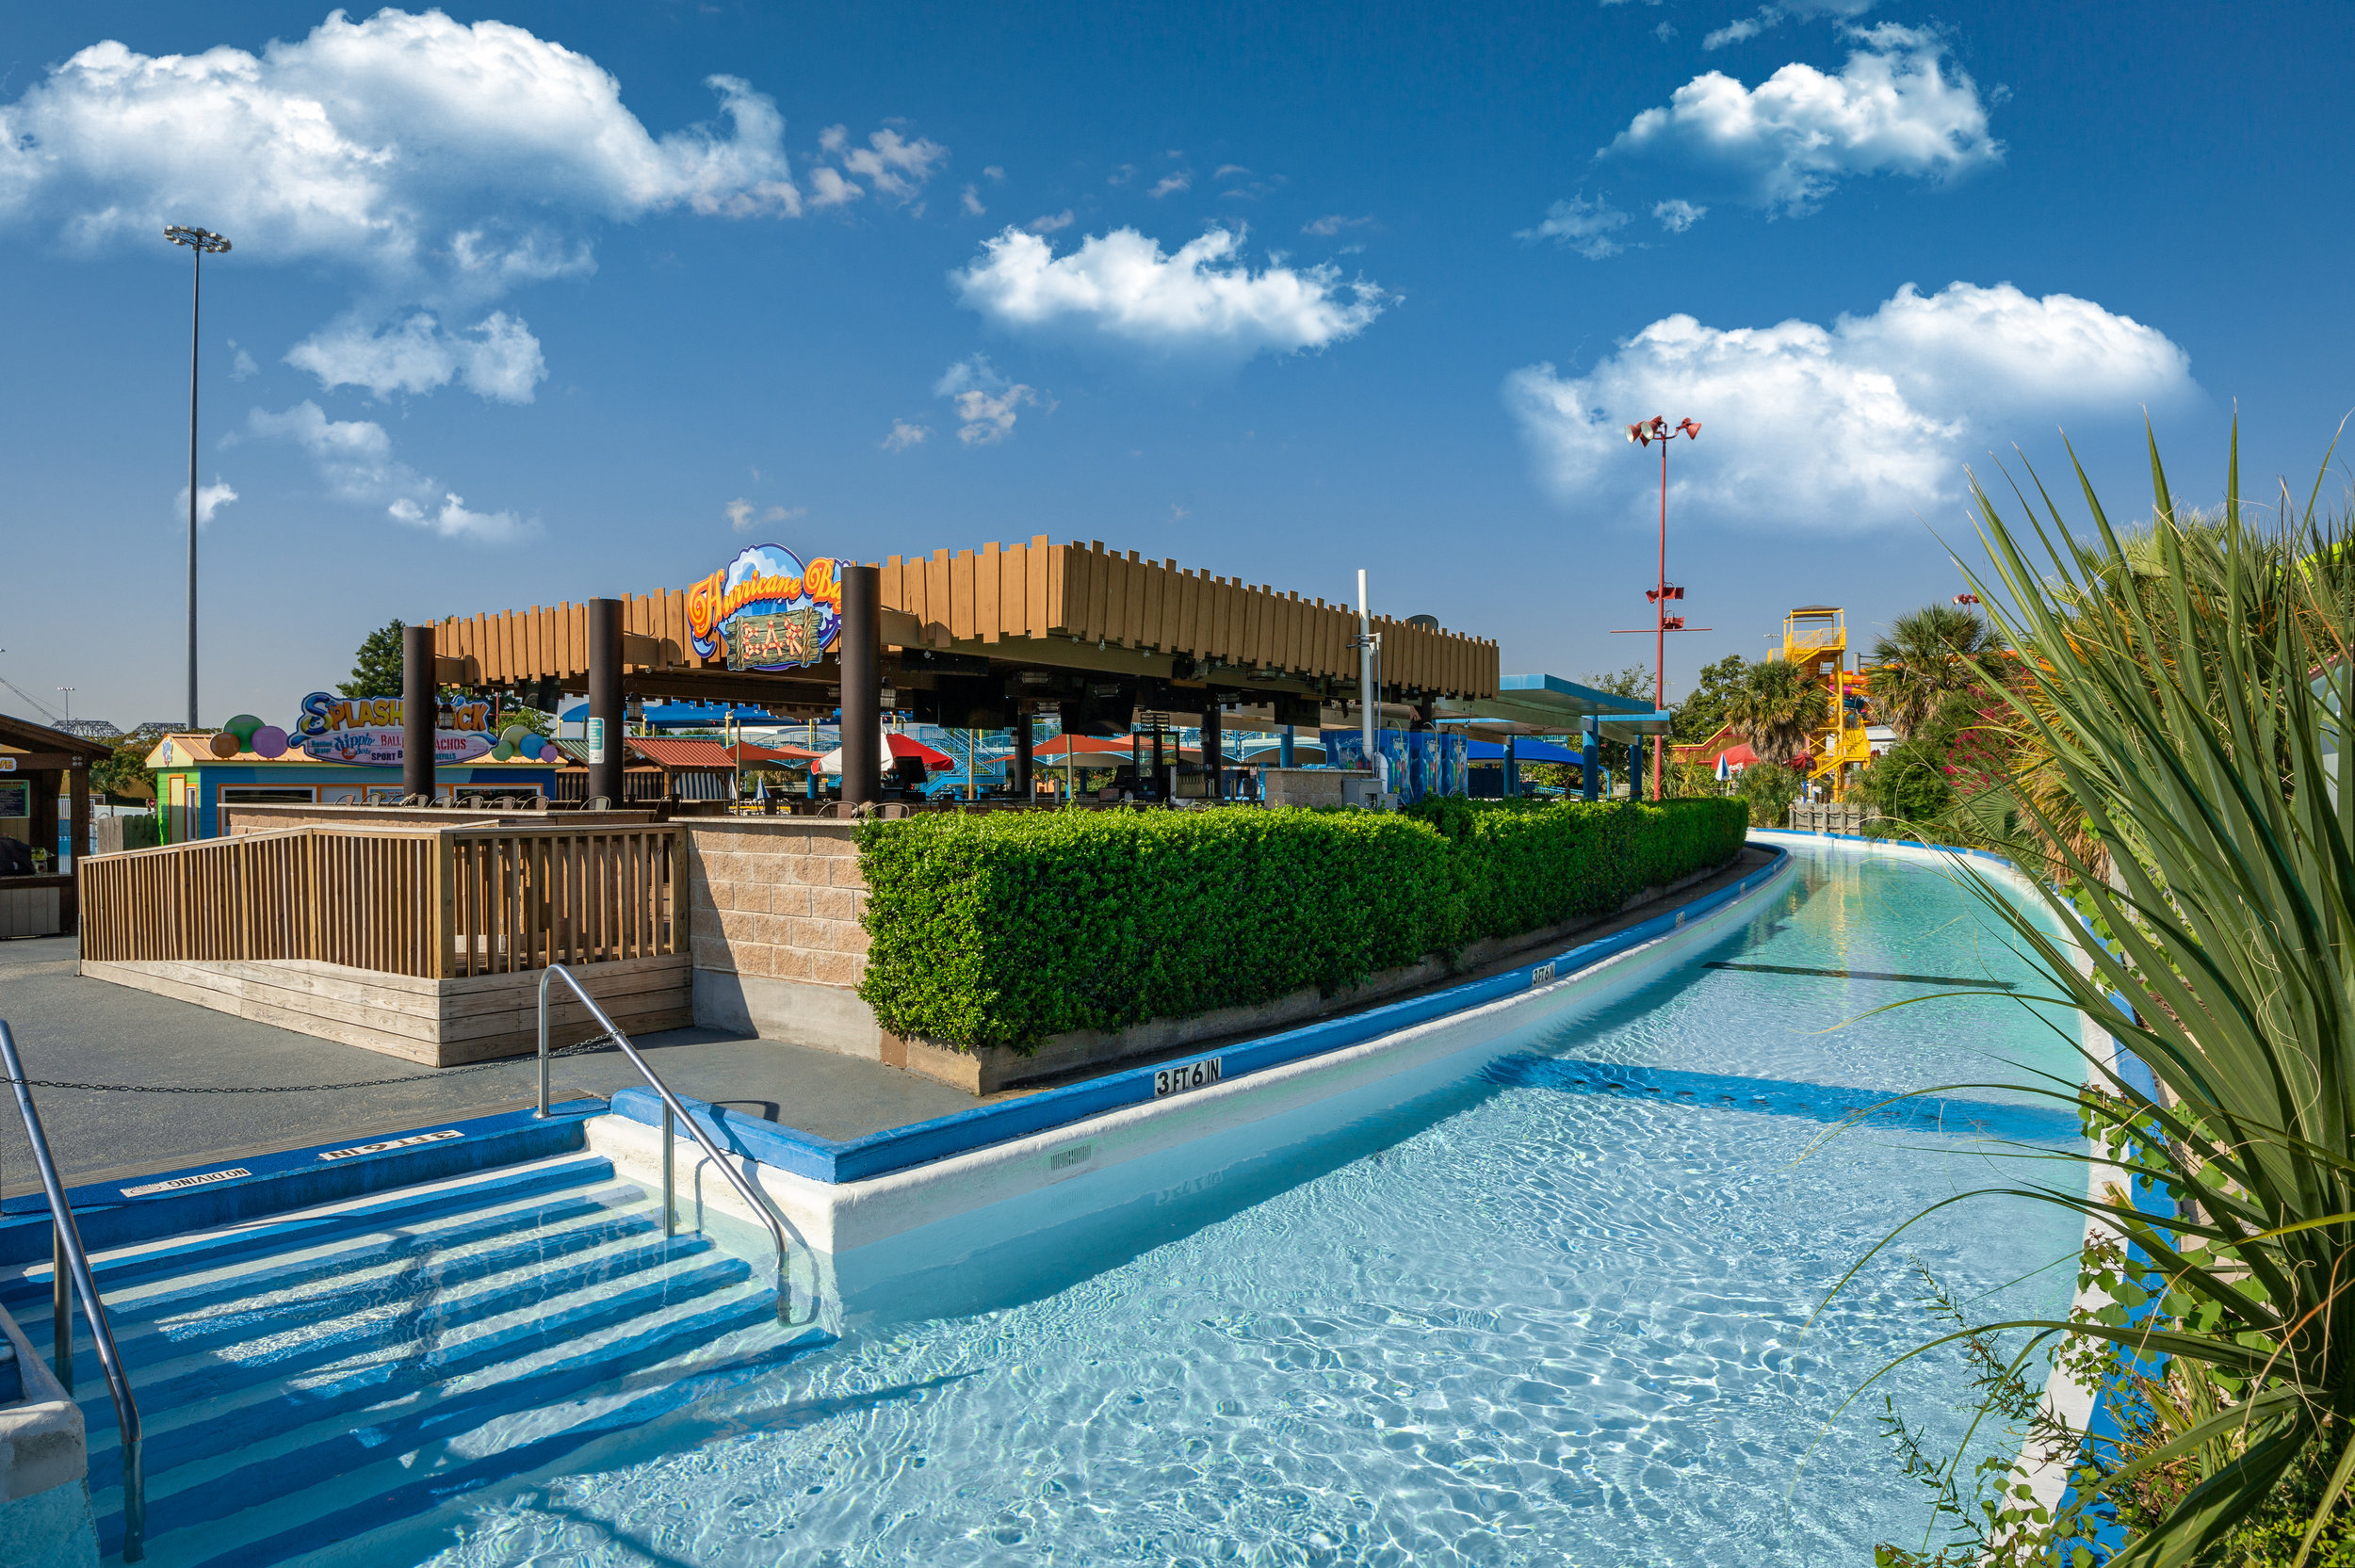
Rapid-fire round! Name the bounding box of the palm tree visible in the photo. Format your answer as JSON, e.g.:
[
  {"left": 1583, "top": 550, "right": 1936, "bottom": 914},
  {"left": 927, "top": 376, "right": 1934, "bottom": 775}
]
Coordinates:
[
  {"left": 1864, "top": 604, "right": 2001, "bottom": 739},
  {"left": 1723, "top": 658, "right": 1827, "bottom": 766}
]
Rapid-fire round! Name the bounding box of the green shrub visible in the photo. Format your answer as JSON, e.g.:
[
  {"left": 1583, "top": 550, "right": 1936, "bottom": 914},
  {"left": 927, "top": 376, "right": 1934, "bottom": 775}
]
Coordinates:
[
  {"left": 1735, "top": 760, "right": 1802, "bottom": 826},
  {"left": 859, "top": 797, "right": 1748, "bottom": 1051},
  {"left": 1410, "top": 795, "right": 1746, "bottom": 944}
]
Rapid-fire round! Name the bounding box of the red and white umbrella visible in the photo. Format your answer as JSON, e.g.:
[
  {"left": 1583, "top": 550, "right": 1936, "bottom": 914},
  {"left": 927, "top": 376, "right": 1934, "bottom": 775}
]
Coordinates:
[{"left": 817, "top": 728, "right": 956, "bottom": 776}]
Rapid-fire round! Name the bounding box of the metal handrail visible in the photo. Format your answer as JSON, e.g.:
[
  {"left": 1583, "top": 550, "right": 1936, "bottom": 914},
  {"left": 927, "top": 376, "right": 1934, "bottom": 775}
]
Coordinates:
[
  {"left": 534, "top": 966, "right": 790, "bottom": 1322},
  {"left": 1, "top": 1021, "right": 145, "bottom": 1560}
]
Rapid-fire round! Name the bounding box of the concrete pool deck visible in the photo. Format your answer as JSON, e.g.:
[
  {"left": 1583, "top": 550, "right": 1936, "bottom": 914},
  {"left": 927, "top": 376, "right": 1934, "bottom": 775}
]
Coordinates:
[{"left": 1, "top": 845, "right": 1778, "bottom": 1199}]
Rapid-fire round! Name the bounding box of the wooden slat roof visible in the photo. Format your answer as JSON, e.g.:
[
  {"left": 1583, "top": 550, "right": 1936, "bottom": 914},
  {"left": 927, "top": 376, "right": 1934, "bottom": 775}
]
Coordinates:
[{"left": 433, "top": 537, "right": 1499, "bottom": 703}]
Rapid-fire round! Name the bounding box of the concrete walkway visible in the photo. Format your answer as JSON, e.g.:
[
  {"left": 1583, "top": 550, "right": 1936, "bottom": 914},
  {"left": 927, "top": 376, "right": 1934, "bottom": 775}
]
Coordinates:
[
  {"left": 0, "top": 935, "right": 980, "bottom": 1197},
  {"left": 1, "top": 843, "right": 1775, "bottom": 1196}
]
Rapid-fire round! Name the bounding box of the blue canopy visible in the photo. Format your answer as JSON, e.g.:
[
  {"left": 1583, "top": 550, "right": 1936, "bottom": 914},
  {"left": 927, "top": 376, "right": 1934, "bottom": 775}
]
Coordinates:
[
  {"left": 559, "top": 700, "right": 777, "bottom": 728},
  {"left": 1467, "top": 738, "right": 1582, "bottom": 766}
]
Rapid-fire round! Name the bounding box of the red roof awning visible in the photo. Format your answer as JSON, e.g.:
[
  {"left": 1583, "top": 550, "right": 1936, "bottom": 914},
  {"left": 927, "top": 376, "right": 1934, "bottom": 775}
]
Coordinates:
[{"left": 627, "top": 737, "right": 739, "bottom": 769}]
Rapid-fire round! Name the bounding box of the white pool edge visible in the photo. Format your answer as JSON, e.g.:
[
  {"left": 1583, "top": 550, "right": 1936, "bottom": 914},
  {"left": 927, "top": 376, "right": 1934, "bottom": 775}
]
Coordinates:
[
  {"left": 1753, "top": 829, "right": 2120, "bottom": 1530},
  {"left": 590, "top": 843, "right": 1801, "bottom": 1275}
]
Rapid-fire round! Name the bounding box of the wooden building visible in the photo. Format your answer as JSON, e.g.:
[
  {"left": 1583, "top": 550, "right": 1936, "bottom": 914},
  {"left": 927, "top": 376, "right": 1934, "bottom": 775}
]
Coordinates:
[
  {"left": 550, "top": 736, "right": 739, "bottom": 806},
  {"left": 0, "top": 711, "right": 112, "bottom": 936}
]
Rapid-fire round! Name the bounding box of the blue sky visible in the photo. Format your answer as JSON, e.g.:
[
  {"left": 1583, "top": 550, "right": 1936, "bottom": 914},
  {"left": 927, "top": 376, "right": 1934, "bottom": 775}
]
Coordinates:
[{"left": 2, "top": 1, "right": 2347, "bottom": 731}]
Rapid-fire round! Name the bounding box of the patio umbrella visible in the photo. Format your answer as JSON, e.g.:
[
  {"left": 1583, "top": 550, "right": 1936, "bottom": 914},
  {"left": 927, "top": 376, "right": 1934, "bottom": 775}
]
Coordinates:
[
  {"left": 1031, "top": 734, "right": 1133, "bottom": 760},
  {"left": 817, "top": 729, "right": 956, "bottom": 776}
]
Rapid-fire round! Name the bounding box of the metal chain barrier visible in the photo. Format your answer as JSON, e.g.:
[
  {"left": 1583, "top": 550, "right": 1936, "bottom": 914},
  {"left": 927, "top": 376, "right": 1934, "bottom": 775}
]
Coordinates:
[{"left": 0, "top": 1032, "right": 627, "bottom": 1094}]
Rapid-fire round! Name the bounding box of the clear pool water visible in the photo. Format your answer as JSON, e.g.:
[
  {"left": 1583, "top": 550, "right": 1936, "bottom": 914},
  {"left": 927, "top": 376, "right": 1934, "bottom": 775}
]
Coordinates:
[{"left": 400, "top": 840, "right": 2091, "bottom": 1568}]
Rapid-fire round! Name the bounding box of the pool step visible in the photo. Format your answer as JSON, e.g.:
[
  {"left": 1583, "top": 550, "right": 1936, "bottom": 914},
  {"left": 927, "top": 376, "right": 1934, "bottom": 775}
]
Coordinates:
[{"left": 11, "top": 1150, "right": 825, "bottom": 1567}]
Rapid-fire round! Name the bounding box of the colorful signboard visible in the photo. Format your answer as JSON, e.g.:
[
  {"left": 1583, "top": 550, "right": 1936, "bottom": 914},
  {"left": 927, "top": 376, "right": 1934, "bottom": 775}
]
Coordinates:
[
  {"left": 261, "top": 692, "right": 551, "bottom": 766},
  {"left": 686, "top": 544, "right": 843, "bottom": 672}
]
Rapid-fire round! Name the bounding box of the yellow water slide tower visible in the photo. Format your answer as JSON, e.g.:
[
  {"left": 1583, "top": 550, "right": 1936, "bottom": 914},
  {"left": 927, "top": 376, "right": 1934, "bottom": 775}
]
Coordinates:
[{"left": 1779, "top": 606, "right": 1873, "bottom": 791}]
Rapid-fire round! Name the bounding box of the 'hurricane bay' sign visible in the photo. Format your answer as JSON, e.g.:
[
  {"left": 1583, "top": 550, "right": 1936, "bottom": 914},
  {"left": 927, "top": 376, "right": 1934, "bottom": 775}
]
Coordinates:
[{"left": 686, "top": 544, "right": 843, "bottom": 672}]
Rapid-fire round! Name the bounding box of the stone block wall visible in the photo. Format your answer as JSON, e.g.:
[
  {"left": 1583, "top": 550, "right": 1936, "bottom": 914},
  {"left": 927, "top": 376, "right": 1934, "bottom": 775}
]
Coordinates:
[{"left": 682, "top": 819, "right": 885, "bottom": 1058}]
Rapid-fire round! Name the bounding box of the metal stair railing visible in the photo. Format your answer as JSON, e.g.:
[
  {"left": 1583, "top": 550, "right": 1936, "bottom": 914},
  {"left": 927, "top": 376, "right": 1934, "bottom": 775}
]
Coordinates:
[
  {"left": 1, "top": 1020, "right": 146, "bottom": 1560},
  {"left": 534, "top": 966, "right": 791, "bottom": 1322}
]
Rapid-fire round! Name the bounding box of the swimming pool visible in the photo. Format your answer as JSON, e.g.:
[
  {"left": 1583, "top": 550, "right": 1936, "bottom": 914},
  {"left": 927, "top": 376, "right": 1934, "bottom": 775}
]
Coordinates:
[{"left": 376, "top": 837, "right": 2089, "bottom": 1567}]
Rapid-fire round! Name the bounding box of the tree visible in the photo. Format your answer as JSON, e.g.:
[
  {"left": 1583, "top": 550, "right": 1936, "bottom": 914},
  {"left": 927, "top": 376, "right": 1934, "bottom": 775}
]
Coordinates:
[
  {"left": 1864, "top": 605, "right": 2001, "bottom": 740},
  {"left": 1672, "top": 654, "right": 1751, "bottom": 744},
  {"left": 1734, "top": 755, "right": 1801, "bottom": 826},
  {"left": 90, "top": 725, "right": 166, "bottom": 801},
  {"left": 1581, "top": 664, "right": 1654, "bottom": 701},
  {"left": 339, "top": 620, "right": 406, "bottom": 700},
  {"left": 1724, "top": 658, "right": 1828, "bottom": 765}
]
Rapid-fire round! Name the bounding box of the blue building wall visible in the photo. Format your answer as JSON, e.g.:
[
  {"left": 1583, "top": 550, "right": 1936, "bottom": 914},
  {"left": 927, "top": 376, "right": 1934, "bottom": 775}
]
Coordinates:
[{"left": 162, "top": 763, "right": 557, "bottom": 840}]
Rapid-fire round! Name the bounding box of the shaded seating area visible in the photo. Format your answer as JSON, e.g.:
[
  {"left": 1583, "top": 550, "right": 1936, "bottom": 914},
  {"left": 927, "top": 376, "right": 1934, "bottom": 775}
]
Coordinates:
[{"left": 0, "top": 710, "right": 110, "bottom": 935}]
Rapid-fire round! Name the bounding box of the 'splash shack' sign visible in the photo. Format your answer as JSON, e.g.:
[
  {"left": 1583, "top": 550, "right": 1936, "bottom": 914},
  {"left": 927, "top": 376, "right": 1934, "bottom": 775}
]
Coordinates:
[
  {"left": 686, "top": 544, "right": 843, "bottom": 672},
  {"left": 291, "top": 694, "right": 497, "bottom": 766}
]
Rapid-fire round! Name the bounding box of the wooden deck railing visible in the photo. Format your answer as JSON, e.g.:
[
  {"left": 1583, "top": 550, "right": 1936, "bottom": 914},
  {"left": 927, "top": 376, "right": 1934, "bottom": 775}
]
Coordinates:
[{"left": 78, "top": 823, "right": 684, "bottom": 978}]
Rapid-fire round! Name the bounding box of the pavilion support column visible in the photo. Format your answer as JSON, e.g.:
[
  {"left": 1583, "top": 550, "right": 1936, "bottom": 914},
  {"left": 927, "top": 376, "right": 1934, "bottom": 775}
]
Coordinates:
[
  {"left": 402, "top": 623, "right": 436, "bottom": 803},
  {"left": 838, "top": 564, "right": 882, "bottom": 812},
  {"left": 1012, "top": 710, "right": 1034, "bottom": 800},
  {"left": 1582, "top": 720, "right": 1600, "bottom": 803},
  {"left": 1504, "top": 736, "right": 1519, "bottom": 800},
  {"left": 1201, "top": 699, "right": 1224, "bottom": 803},
  {"left": 586, "top": 599, "right": 624, "bottom": 807},
  {"left": 64, "top": 761, "right": 89, "bottom": 930},
  {"left": 29, "top": 770, "right": 57, "bottom": 874},
  {"left": 1628, "top": 740, "right": 1646, "bottom": 801}
]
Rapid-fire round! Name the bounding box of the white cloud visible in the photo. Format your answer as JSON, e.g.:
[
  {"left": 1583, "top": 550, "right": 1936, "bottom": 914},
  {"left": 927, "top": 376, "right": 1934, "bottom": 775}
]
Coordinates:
[
  {"left": 723, "top": 498, "right": 802, "bottom": 532},
  {"left": 285, "top": 310, "right": 546, "bottom": 403},
  {"left": 1149, "top": 172, "right": 1191, "bottom": 198},
  {"left": 1656, "top": 22, "right": 1680, "bottom": 40},
  {"left": 949, "top": 385, "right": 1037, "bottom": 445},
  {"left": 246, "top": 400, "right": 414, "bottom": 503},
  {"left": 171, "top": 477, "right": 237, "bottom": 528},
  {"left": 388, "top": 492, "right": 529, "bottom": 544},
  {"left": 1214, "top": 165, "right": 1252, "bottom": 180},
  {"left": 1503, "top": 281, "right": 2194, "bottom": 533},
  {"left": 1653, "top": 199, "right": 1708, "bottom": 233},
  {"left": 806, "top": 167, "right": 862, "bottom": 208},
  {"left": 881, "top": 419, "right": 931, "bottom": 452},
  {"left": 1603, "top": 24, "right": 2000, "bottom": 214},
  {"left": 1109, "top": 164, "right": 1137, "bottom": 186},
  {"left": 983, "top": 165, "right": 1005, "bottom": 182},
  {"left": 1519, "top": 193, "right": 1630, "bottom": 259},
  {"left": 227, "top": 341, "right": 257, "bottom": 380},
  {"left": 934, "top": 355, "right": 1042, "bottom": 445},
  {"left": 0, "top": 12, "right": 806, "bottom": 288},
  {"left": 246, "top": 399, "right": 532, "bottom": 542},
  {"left": 950, "top": 225, "right": 1389, "bottom": 362},
  {"left": 1303, "top": 214, "right": 1372, "bottom": 237},
  {"left": 1027, "top": 209, "right": 1075, "bottom": 234},
  {"left": 961, "top": 183, "right": 986, "bottom": 217},
  {"left": 831, "top": 126, "right": 948, "bottom": 201},
  {"left": 1705, "top": 0, "right": 1881, "bottom": 50}
]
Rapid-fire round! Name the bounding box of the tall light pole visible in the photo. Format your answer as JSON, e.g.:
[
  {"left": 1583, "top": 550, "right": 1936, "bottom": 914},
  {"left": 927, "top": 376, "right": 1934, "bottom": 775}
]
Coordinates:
[
  {"left": 164, "top": 225, "right": 231, "bottom": 732},
  {"left": 1614, "top": 415, "right": 1707, "bottom": 801},
  {"left": 57, "top": 688, "right": 74, "bottom": 722}
]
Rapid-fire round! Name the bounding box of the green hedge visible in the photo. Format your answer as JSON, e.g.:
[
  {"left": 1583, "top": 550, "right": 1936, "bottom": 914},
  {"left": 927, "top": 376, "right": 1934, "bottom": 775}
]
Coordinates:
[
  {"left": 857, "top": 796, "right": 1748, "bottom": 1053},
  {"left": 1406, "top": 795, "right": 1750, "bottom": 944}
]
